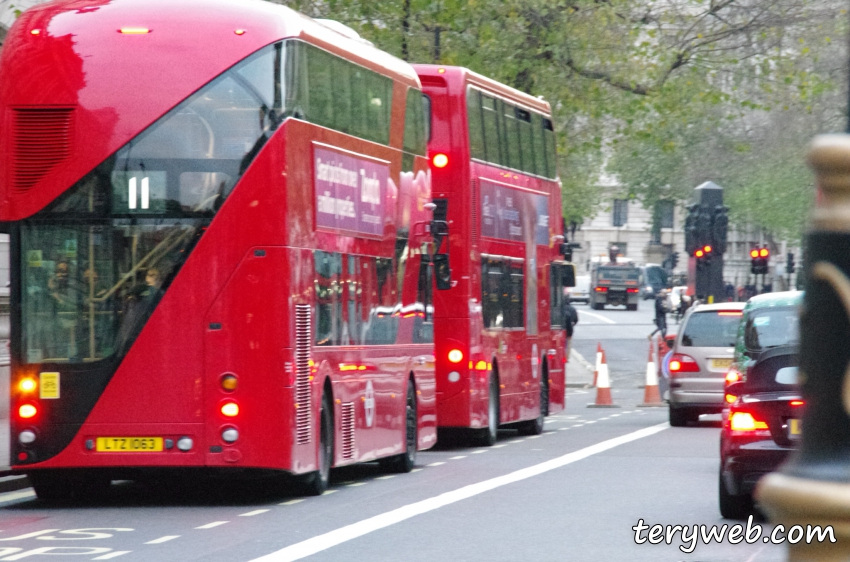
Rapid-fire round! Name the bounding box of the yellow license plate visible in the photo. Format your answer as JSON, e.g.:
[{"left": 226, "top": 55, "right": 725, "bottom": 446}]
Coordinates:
[
  {"left": 96, "top": 437, "right": 163, "bottom": 452},
  {"left": 711, "top": 358, "right": 733, "bottom": 369},
  {"left": 789, "top": 419, "right": 801, "bottom": 436}
]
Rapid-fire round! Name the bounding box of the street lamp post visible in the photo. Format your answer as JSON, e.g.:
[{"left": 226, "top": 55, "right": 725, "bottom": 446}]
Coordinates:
[{"left": 756, "top": 134, "right": 850, "bottom": 560}]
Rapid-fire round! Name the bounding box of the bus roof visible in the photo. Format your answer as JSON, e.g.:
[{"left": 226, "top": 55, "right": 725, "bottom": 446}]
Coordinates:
[
  {"left": 0, "top": 0, "right": 419, "bottom": 219},
  {"left": 413, "top": 64, "right": 552, "bottom": 115}
]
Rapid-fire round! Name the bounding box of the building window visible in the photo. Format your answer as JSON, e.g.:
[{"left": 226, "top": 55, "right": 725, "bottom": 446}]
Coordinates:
[
  {"left": 612, "top": 199, "right": 628, "bottom": 227},
  {"left": 659, "top": 200, "right": 674, "bottom": 229}
]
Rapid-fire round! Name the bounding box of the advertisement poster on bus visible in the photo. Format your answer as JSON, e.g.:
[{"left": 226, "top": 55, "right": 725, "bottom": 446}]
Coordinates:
[
  {"left": 314, "top": 144, "right": 389, "bottom": 238},
  {"left": 480, "top": 179, "right": 549, "bottom": 245}
]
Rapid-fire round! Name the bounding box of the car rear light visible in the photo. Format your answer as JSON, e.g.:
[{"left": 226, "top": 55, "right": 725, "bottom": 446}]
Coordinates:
[
  {"left": 791, "top": 400, "right": 804, "bottom": 407},
  {"left": 725, "top": 393, "right": 737, "bottom": 404},
  {"left": 669, "top": 353, "right": 700, "bottom": 373},
  {"left": 725, "top": 369, "right": 741, "bottom": 385},
  {"left": 729, "top": 411, "right": 770, "bottom": 435}
]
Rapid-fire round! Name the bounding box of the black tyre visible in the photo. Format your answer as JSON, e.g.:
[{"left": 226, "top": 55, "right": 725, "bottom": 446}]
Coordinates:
[
  {"left": 303, "top": 392, "right": 333, "bottom": 496},
  {"left": 472, "top": 374, "right": 499, "bottom": 446},
  {"left": 379, "top": 381, "right": 418, "bottom": 473},
  {"left": 669, "top": 405, "right": 690, "bottom": 427},
  {"left": 719, "top": 471, "right": 753, "bottom": 519},
  {"left": 592, "top": 303, "right": 603, "bottom": 311}
]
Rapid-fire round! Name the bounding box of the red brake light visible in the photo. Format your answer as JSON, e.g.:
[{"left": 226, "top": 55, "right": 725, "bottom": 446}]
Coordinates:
[
  {"left": 791, "top": 400, "right": 805, "bottom": 407},
  {"left": 432, "top": 153, "right": 449, "bottom": 168},
  {"left": 221, "top": 402, "right": 239, "bottom": 417},
  {"left": 725, "top": 393, "right": 737, "bottom": 404},
  {"left": 669, "top": 353, "right": 700, "bottom": 373},
  {"left": 725, "top": 369, "right": 741, "bottom": 384},
  {"left": 626, "top": 288, "right": 639, "bottom": 293},
  {"left": 594, "top": 287, "right": 608, "bottom": 292},
  {"left": 448, "top": 349, "right": 464, "bottom": 363},
  {"left": 730, "top": 411, "right": 769, "bottom": 432},
  {"left": 18, "top": 404, "right": 37, "bottom": 419}
]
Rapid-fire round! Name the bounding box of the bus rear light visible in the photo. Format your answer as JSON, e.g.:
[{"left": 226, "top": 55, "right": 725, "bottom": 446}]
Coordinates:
[
  {"left": 669, "top": 354, "right": 699, "bottom": 373},
  {"left": 432, "top": 153, "right": 449, "bottom": 168},
  {"left": 222, "top": 428, "right": 239, "bottom": 443},
  {"left": 18, "top": 404, "right": 37, "bottom": 419},
  {"left": 594, "top": 287, "right": 608, "bottom": 292},
  {"left": 18, "top": 430, "right": 36, "bottom": 445},
  {"left": 475, "top": 360, "right": 487, "bottom": 371},
  {"left": 626, "top": 288, "right": 639, "bottom": 293},
  {"left": 220, "top": 402, "right": 239, "bottom": 417},
  {"left": 220, "top": 374, "right": 238, "bottom": 392},
  {"left": 17, "top": 452, "right": 28, "bottom": 462},
  {"left": 448, "top": 349, "right": 464, "bottom": 363},
  {"left": 30, "top": 29, "right": 41, "bottom": 36},
  {"left": 119, "top": 27, "right": 151, "bottom": 34},
  {"left": 791, "top": 400, "right": 805, "bottom": 407},
  {"left": 176, "top": 437, "right": 193, "bottom": 452},
  {"left": 234, "top": 29, "right": 247, "bottom": 35},
  {"left": 18, "top": 378, "right": 36, "bottom": 393},
  {"left": 447, "top": 371, "right": 461, "bottom": 383}
]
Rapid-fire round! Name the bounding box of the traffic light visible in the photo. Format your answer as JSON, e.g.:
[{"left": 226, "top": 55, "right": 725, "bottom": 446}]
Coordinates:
[
  {"left": 685, "top": 204, "right": 699, "bottom": 255},
  {"left": 712, "top": 206, "right": 729, "bottom": 254},
  {"left": 750, "top": 247, "right": 770, "bottom": 275},
  {"left": 787, "top": 252, "right": 795, "bottom": 274},
  {"left": 694, "top": 244, "right": 713, "bottom": 269}
]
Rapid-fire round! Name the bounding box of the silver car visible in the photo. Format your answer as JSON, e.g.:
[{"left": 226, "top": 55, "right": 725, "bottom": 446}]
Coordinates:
[{"left": 668, "top": 302, "right": 746, "bottom": 426}]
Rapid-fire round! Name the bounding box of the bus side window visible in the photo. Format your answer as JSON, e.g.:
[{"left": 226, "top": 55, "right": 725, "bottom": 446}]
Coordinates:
[
  {"left": 346, "top": 255, "right": 362, "bottom": 345},
  {"left": 506, "top": 262, "right": 524, "bottom": 328},
  {"left": 482, "top": 258, "right": 504, "bottom": 329},
  {"left": 314, "top": 251, "right": 342, "bottom": 346},
  {"left": 414, "top": 254, "right": 434, "bottom": 344}
]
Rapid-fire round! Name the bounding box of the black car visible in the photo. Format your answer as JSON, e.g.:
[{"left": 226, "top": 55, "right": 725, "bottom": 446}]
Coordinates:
[{"left": 719, "top": 346, "right": 801, "bottom": 519}]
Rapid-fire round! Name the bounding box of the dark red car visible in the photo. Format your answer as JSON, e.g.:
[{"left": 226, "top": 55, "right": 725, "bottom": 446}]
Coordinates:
[{"left": 719, "top": 346, "right": 801, "bottom": 519}]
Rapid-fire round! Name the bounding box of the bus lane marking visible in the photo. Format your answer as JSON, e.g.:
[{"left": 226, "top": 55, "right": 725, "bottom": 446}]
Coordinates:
[
  {"left": 576, "top": 310, "right": 616, "bottom": 324},
  {"left": 249, "top": 423, "right": 670, "bottom": 562},
  {"left": 93, "top": 552, "right": 131, "bottom": 559},
  {"left": 239, "top": 510, "right": 270, "bottom": 517},
  {"left": 0, "top": 491, "right": 35, "bottom": 506},
  {"left": 2, "top": 547, "right": 115, "bottom": 559},
  {"left": 195, "top": 522, "right": 228, "bottom": 530},
  {"left": 144, "top": 536, "right": 179, "bottom": 544}
]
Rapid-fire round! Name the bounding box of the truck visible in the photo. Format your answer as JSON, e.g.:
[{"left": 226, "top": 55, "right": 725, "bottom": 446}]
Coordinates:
[{"left": 589, "top": 262, "right": 642, "bottom": 310}]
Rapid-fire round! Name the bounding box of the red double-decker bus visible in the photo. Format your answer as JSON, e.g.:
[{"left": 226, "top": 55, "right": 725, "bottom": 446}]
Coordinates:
[
  {"left": 415, "top": 65, "right": 570, "bottom": 445},
  {"left": 2, "top": 0, "right": 439, "bottom": 499}
]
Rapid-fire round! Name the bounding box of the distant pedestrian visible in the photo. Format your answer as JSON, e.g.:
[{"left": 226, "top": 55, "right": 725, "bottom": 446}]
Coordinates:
[
  {"left": 648, "top": 289, "right": 669, "bottom": 339},
  {"left": 563, "top": 293, "right": 579, "bottom": 353}
]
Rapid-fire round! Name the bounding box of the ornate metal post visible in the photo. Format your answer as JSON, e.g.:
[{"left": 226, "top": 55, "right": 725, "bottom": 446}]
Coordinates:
[{"left": 757, "top": 134, "right": 850, "bottom": 561}]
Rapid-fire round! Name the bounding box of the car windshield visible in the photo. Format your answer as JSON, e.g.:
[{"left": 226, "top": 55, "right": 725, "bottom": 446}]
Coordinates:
[
  {"left": 744, "top": 306, "right": 800, "bottom": 353},
  {"left": 681, "top": 311, "right": 742, "bottom": 347}
]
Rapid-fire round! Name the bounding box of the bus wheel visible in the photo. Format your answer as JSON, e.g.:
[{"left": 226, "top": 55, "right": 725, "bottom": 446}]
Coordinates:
[
  {"left": 473, "top": 374, "right": 499, "bottom": 446},
  {"left": 518, "top": 385, "right": 545, "bottom": 436},
  {"left": 379, "top": 381, "right": 417, "bottom": 473},
  {"left": 303, "top": 392, "right": 333, "bottom": 496}
]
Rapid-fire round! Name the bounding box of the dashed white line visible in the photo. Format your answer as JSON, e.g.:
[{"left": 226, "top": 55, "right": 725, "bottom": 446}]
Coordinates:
[
  {"left": 427, "top": 462, "right": 446, "bottom": 467},
  {"left": 450, "top": 456, "right": 467, "bottom": 460},
  {"left": 411, "top": 468, "right": 423, "bottom": 473},
  {"left": 93, "top": 552, "right": 131, "bottom": 560},
  {"left": 347, "top": 482, "right": 366, "bottom": 487},
  {"left": 196, "top": 521, "right": 228, "bottom": 529},
  {"left": 491, "top": 444, "right": 507, "bottom": 448},
  {"left": 280, "top": 499, "right": 305, "bottom": 505},
  {"left": 240, "top": 509, "right": 271, "bottom": 517},
  {"left": 145, "top": 536, "right": 180, "bottom": 544},
  {"left": 585, "top": 421, "right": 597, "bottom": 424},
  {"left": 376, "top": 475, "right": 396, "bottom": 480},
  {"left": 0, "top": 490, "right": 36, "bottom": 504},
  {"left": 471, "top": 450, "right": 487, "bottom": 454},
  {"left": 527, "top": 435, "right": 541, "bottom": 439},
  {"left": 321, "top": 490, "right": 337, "bottom": 496},
  {"left": 558, "top": 428, "right": 570, "bottom": 431}
]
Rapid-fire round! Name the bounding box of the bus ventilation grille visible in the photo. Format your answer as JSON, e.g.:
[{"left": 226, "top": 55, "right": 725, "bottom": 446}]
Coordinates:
[
  {"left": 295, "top": 304, "right": 312, "bottom": 445},
  {"left": 341, "top": 402, "right": 355, "bottom": 460},
  {"left": 13, "top": 107, "right": 74, "bottom": 191}
]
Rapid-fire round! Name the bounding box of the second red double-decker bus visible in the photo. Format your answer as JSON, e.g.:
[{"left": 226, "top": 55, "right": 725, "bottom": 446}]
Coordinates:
[
  {"left": 415, "top": 65, "right": 570, "bottom": 445},
  {"left": 2, "top": 0, "right": 439, "bottom": 498}
]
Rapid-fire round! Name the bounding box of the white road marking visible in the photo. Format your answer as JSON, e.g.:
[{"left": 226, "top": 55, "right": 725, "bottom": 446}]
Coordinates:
[
  {"left": 0, "top": 490, "right": 35, "bottom": 505},
  {"left": 93, "top": 552, "right": 132, "bottom": 559},
  {"left": 558, "top": 428, "right": 570, "bottom": 431},
  {"left": 411, "top": 468, "right": 423, "bottom": 473},
  {"left": 508, "top": 440, "right": 524, "bottom": 444},
  {"left": 526, "top": 436, "right": 541, "bottom": 439},
  {"left": 346, "top": 482, "right": 366, "bottom": 487},
  {"left": 427, "top": 462, "right": 445, "bottom": 467},
  {"left": 450, "top": 456, "right": 467, "bottom": 460},
  {"left": 471, "top": 450, "right": 487, "bottom": 454},
  {"left": 321, "top": 490, "right": 338, "bottom": 496},
  {"left": 195, "top": 521, "right": 228, "bottom": 529},
  {"left": 280, "top": 499, "right": 305, "bottom": 505},
  {"left": 240, "top": 510, "right": 270, "bottom": 517},
  {"left": 585, "top": 421, "right": 597, "bottom": 424},
  {"left": 145, "top": 536, "right": 179, "bottom": 544},
  {"left": 248, "top": 423, "right": 669, "bottom": 562},
  {"left": 491, "top": 444, "right": 506, "bottom": 449},
  {"left": 376, "top": 475, "right": 396, "bottom": 480},
  {"left": 577, "top": 310, "right": 616, "bottom": 324}
]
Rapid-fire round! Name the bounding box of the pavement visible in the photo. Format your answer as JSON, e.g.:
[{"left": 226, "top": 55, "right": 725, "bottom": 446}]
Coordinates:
[{"left": 566, "top": 347, "right": 595, "bottom": 388}]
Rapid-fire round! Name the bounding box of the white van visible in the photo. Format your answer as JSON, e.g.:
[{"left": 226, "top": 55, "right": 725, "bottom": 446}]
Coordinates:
[{"left": 568, "top": 275, "right": 590, "bottom": 304}]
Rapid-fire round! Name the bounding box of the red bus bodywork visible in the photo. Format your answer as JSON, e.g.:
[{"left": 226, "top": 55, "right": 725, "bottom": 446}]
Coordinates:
[
  {"left": 414, "top": 65, "right": 567, "bottom": 438},
  {"left": 2, "top": 0, "right": 436, "bottom": 486}
]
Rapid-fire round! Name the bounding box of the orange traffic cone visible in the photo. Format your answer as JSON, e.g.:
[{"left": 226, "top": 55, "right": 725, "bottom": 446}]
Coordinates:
[
  {"left": 638, "top": 341, "right": 665, "bottom": 407},
  {"left": 588, "top": 350, "right": 619, "bottom": 408},
  {"left": 593, "top": 342, "right": 602, "bottom": 387}
]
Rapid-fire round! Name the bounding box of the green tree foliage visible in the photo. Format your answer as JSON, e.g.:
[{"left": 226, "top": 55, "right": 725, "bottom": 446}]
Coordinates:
[{"left": 272, "top": 0, "right": 846, "bottom": 240}]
